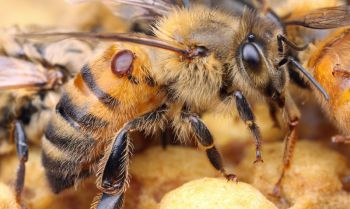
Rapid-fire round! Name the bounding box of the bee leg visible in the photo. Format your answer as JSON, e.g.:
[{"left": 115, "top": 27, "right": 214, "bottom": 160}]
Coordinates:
[
  {"left": 93, "top": 193, "right": 124, "bottom": 209},
  {"left": 233, "top": 91, "right": 263, "bottom": 163},
  {"left": 268, "top": 102, "right": 281, "bottom": 128},
  {"left": 95, "top": 105, "right": 167, "bottom": 209},
  {"left": 93, "top": 127, "right": 129, "bottom": 209},
  {"left": 13, "top": 121, "right": 29, "bottom": 205},
  {"left": 332, "top": 135, "right": 350, "bottom": 144},
  {"left": 185, "top": 113, "right": 236, "bottom": 181},
  {"left": 99, "top": 127, "right": 131, "bottom": 194},
  {"left": 273, "top": 93, "right": 300, "bottom": 198},
  {"left": 161, "top": 125, "right": 171, "bottom": 150}
]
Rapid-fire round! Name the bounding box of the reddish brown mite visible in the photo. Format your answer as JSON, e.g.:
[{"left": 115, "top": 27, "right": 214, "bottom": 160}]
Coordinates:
[{"left": 111, "top": 50, "right": 135, "bottom": 76}]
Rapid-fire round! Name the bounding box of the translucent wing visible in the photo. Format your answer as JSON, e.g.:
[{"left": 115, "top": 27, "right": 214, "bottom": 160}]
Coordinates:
[
  {"left": 0, "top": 56, "right": 49, "bottom": 90},
  {"left": 66, "top": 0, "right": 182, "bottom": 20},
  {"left": 103, "top": 0, "right": 176, "bottom": 18},
  {"left": 66, "top": 0, "right": 95, "bottom": 3},
  {"left": 285, "top": 6, "right": 350, "bottom": 29}
]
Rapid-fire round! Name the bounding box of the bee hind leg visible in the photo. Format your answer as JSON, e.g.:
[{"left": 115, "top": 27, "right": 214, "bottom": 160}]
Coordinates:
[
  {"left": 185, "top": 113, "right": 236, "bottom": 181},
  {"left": 92, "top": 127, "right": 130, "bottom": 209},
  {"left": 13, "top": 121, "right": 29, "bottom": 206},
  {"left": 94, "top": 104, "right": 168, "bottom": 209},
  {"left": 92, "top": 193, "right": 124, "bottom": 209}
]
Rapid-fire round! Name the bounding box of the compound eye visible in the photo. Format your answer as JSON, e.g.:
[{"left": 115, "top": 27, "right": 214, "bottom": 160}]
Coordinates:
[
  {"left": 242, "top": 43, "right": 260, "bottom": 67},
  {"left": 111, "top": 50, "right": 134, "bottom": 76}
]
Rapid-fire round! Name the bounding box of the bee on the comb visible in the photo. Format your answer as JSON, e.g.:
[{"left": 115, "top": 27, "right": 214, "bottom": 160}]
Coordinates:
[
  {"left": 0, "top": 26, "right": 95, "bottom": 204},
  {"left": 12, "top": 0, "right": 350, "bottom": 208}
]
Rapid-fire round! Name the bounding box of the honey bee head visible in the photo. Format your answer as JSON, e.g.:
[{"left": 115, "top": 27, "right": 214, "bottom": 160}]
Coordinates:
[
  {"left": 152, "top": 5, "right": 237, "bottom": 108},
  {"left": 232, "top": 9, "right": 288, "bottom": 103}
]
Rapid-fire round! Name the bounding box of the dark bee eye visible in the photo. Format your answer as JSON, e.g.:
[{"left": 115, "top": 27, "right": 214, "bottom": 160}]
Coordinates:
[
  {"left": 111, "top": 50, "right": 134, "bottom": 76},
  {"left": 242, "top": 43, "right": 260, "bottom": 66}
]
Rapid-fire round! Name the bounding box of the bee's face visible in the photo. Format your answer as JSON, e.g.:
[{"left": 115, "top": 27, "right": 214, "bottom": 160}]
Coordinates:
[{"left": 233, "top": 10, "right": 287, "bottom": 102}]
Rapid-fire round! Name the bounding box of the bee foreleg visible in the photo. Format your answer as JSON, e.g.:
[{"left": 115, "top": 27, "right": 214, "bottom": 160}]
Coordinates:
[
  {"left": 186, "top": 113, "right": 236, "bottom": 181},
  {"left": 233, "top": 91, "right": 263, "bottom": 163},
  {"left": 13, "top": 121, "right": 28, "bottom": 205},
  {"left": 273, "top": 92, "right": 300, "bottom": 197},
  {"left": 332, "top": 135, "right": 350, "bottom": 144}
]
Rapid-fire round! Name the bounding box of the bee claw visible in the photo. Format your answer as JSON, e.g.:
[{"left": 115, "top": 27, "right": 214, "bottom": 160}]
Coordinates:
[
  {"left": 253, "top": 158, "right": 264, "bottom": 164},
  {"left": 224, "top": 174, "right": 238, "bottom": 183},
  {"left": 270, "top": 185, "right": 282, "bottom": 198},
  {"left": 269, "top": 185, "right": 290, "bottom": 206}
]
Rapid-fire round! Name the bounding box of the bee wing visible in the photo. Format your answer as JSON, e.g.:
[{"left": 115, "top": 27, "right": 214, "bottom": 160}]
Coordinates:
[
  {"left": 66, "top": 0, "right": 95, "bottom": 2},
  {"left": 285, "top": 6, "right": 350, "bottom": 29},
  {"left": 18, "top": 32, "right": 188, "bottom": 55},
  {"left": 102, "top": 0, "right": 177, "bottom": 18},
  {"left": 67, "top": 0, "right": 182, "bottom": 20},
  {"left": 0, "top": 56, "right": 48, "bottom": 90}
]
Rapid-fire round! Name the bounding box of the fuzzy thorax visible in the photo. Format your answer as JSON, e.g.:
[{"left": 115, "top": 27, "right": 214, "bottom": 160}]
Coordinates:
[{"left": 150, "top": 6, "right": 237, "bottom": 110}]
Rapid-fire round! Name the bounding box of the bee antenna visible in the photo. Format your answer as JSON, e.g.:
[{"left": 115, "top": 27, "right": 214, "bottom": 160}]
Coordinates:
[
  {"left": 289, "top": 57, "right": 329, "bottom": 101},
  {"left": 17, "top": 32, "right": 189, "bottom": 56}
]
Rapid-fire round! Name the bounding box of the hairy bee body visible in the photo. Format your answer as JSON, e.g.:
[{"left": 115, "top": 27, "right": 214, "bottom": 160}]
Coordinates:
[
  {"left": 307, "top": 28, "right": 350, "bottom": 136},
  {"left": 0, "top": 27, "right": 95, "bottom": 153},
  {"left": 42, "top": 4, "right": 289, "bottom": 196},
  {"left": 43, "top": 43, "right": 166, "bottom": 192},
  {"left": 154, "top": 6, "right": 286, "bottom": 110},
  {"left": 37, "top": 1, "right": 346, "bottom": 208}
]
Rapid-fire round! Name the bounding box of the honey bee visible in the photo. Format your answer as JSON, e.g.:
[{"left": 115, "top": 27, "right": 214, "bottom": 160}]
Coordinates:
[
  {"left": 0, "top": 26, "right": 95, "bottom": 204},
  {"left": 247, "top": 0, "right": 350, "bottom": 196},
  {"left": 17, "top": 1, "right": 350, "bottom": 208},
  {"left": 0, "top": 26, "right": 96, "bottom": 146},
  {"left": 305, "top": 28, "right": 350, "bottom": 144}
]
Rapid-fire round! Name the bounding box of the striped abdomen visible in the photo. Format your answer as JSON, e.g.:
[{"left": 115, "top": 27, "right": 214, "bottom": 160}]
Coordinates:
[{"left": 42, "top": 43, "right": 165, "bottom": 192}]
